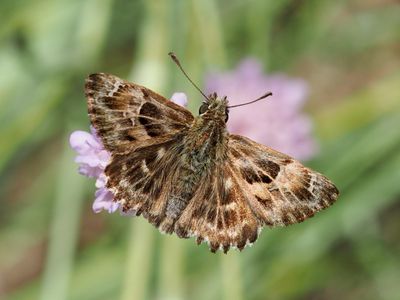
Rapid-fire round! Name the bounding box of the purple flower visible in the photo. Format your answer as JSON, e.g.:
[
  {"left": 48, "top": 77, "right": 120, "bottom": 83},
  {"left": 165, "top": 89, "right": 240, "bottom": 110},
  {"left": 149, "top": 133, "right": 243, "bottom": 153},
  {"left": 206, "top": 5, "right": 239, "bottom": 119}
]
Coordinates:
[
  {"left": 69, "top": 126, "right": 118, "bottom": 213},
  {"left": 205, "top": 58, "right": 317, "bottom": 160},
  {"left": 170, "top": 92, "right": 188, "bottom": 107},
  {"left": 70, "top": 94, "right": 187, "bottom": 214},
  {"left": 69, "top": 127, "right": 111, "bottom": 178}
]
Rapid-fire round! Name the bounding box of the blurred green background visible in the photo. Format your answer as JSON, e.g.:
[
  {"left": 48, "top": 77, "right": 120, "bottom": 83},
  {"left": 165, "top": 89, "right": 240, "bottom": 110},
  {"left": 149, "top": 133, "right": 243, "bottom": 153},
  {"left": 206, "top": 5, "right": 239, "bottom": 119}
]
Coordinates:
[{"left": 1, "top": 0, "right": 399, "bottom": 299}]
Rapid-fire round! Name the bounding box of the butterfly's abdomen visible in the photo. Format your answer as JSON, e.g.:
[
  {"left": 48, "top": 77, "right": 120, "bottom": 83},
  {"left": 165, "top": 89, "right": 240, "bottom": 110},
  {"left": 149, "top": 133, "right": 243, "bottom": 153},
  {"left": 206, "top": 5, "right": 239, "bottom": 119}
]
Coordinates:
[{"left": 161, "top": 122, "right": 228, "bottom": 231}]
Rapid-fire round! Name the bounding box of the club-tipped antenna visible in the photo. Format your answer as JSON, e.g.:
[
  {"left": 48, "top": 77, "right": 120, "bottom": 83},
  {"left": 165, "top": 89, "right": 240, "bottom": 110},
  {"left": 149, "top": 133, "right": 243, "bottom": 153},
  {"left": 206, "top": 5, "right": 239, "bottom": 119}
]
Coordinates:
[
  {"left": 227, "top": 92, "right": 273, "bottom": 108},
  {"left": 168, "top": 52, "right": 210, "bottom": 101}
]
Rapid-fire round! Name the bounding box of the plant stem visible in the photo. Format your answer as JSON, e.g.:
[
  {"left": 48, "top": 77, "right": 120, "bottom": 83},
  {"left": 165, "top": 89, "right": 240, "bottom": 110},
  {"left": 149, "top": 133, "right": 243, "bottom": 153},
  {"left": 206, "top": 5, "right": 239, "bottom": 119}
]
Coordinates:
[
  {"left": 120, "top": 1, "right": 172, "bottom": 299},
  {"left": 39, "top": 136, "right": 85, "bottom": 300},
  {"left": 221, "top": 252, "right": 243, "bottom": 300}
]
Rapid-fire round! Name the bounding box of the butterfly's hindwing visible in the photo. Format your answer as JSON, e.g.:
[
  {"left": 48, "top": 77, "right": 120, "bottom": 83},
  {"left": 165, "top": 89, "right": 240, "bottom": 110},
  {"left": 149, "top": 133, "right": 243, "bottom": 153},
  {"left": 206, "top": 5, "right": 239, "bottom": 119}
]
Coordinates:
[
  {"left": 105, "top": 135, "right": 187, "bottom": 227},
  {"left": 174, "top": 163, "right": 260, "bottom": 253},
  {"left": 228, "top": 135, "right": 339, "bottom": 227}
]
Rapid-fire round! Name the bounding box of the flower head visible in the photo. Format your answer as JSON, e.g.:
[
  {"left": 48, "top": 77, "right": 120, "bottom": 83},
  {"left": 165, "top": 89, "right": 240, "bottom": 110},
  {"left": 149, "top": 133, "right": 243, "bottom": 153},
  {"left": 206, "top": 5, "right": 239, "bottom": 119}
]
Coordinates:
[
  {"left": 70, "top": 94, "right": 187, "bottom": 214},
  {"left": 69, "top": 126, "right": 118, "bottom": 213},
  {"left": 205, "top": 58, "right": 316, "bottom": 160}
]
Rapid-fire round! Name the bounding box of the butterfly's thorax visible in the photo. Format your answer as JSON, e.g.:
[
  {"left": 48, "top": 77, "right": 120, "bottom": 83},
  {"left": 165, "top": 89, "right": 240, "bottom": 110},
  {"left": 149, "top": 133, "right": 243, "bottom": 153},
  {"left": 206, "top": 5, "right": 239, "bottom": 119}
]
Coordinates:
[
  {"left": 185, "top": 114, "right": 228, "bottom": 165},
  {"left": 166, "top": 97, "right": 229, "bottom": 219},
  {"left": 183, "top": 96, "right": 229, "bottom": 172}
]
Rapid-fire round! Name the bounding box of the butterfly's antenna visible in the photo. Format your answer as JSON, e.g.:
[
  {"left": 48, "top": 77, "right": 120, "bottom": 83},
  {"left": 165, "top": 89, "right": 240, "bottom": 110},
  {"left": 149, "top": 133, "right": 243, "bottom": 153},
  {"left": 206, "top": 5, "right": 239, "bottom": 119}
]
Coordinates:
[
  {"left": 168, "top": 52, "right": 210, "bottom": 101},
  {"left": 227, "top": 92, "right": 273, "bottom": 108}
]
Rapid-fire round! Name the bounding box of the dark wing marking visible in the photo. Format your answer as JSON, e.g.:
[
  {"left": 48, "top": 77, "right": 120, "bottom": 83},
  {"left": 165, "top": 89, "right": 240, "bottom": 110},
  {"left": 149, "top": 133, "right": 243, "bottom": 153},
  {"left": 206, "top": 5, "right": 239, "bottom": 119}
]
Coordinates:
[
  {"left": 105, "top": 135, "right": 187, "bottom": 227},
  {"left": 174, "top": 162, "right": 261, "bottom": 253},
  {"left": 86, "top": 73, "right": 194, "bottom": 228},
  {"left": 85, "top": 73, "right": 194, "bottom": 154},
  {"left": 228, "top": 134, "right": 339, "bottom": 227}
]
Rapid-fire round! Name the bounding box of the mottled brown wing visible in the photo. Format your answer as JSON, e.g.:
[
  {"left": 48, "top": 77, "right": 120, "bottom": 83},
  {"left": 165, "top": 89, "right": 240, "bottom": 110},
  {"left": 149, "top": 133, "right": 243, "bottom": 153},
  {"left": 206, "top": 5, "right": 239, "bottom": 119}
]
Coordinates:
[
  {"left": 174, "top": 134, "right": 339, "bottom": 253},
  {"left": 228, "top": 134, "right": 339, "bottom": 227},
  {"left": 85, "top": 73, "right": 194, "bottom": 226},
  {"left": 174, "top": 162, "right": 262, "bottom": 253},
  {"left": 85, "top": 73, "right": 194, "bottom": 154},
  {"left": 105, "top": 136, "right": 187, "bottom": 226}
]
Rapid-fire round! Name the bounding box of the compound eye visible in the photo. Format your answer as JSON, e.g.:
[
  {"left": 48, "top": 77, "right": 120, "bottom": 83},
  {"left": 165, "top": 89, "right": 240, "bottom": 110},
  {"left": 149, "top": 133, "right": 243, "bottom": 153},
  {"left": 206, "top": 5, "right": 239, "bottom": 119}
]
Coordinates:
[
  {"left": 199, "top": 103, "right": 208, "bottom": 114},
  {"left": 225, "top": 108, "right": 229, "bottom": 123}
]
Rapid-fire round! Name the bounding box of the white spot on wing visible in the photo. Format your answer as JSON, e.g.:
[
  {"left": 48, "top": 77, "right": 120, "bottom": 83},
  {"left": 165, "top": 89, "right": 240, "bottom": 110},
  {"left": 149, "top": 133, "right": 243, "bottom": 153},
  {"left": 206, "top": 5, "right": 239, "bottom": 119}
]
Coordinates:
[
  {"left": 157, "top": 148, "right": 165, "bottom": 159},
  {"left": 225, "top": 177, "right": 233, "bottom": 190},
  {"left": 225, "top": 202, "right": 237, "bottom": 211},
  {"left": 108, "top": 80, "right": 122, "bottom": 96},
  {"left": 141, "top": 160, "right": 149, "bottom": 173}
]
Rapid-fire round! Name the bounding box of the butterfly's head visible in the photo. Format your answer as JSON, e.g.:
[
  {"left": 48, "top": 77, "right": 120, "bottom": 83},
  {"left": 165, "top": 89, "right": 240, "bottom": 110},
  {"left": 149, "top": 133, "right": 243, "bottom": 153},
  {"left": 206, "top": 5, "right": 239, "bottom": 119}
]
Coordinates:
[
  {"left": 198, "top": 92, "right": 229, "bottom": 123},
  {"left": 168, "top": 52, "right": 272, "bottom": 123}
]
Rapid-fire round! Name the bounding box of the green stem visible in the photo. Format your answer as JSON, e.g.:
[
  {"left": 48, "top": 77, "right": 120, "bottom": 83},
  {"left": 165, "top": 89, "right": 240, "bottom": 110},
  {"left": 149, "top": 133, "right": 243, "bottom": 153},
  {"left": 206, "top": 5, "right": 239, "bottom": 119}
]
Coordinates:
[
  {"left": 39, "top": 136, "right": 85, "bottom": 300},
  {"left": 120, "top": 219, "right": 156, "bottom": 300},
  {"left": 39, "top": 2, "right": 112, "bottom": 297},
  {"left": 221, "top": 253, "right": 243, "bottom": 300},
  {"left": 192, "top": 0, "right": 227, "bottom": 67},
  {"left": 158, "top": 236, "right": 186, "bottom": 300},
  {"left": 120, "top": 1, "right": 172, "bottom": 299}
]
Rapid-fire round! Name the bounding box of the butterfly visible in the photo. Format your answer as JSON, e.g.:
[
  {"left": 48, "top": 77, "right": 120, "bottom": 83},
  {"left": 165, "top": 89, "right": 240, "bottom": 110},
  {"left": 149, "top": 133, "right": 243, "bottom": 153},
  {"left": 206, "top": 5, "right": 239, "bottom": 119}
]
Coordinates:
[{"left": 85, "top": 70, "right": 339, "bottom": 253}]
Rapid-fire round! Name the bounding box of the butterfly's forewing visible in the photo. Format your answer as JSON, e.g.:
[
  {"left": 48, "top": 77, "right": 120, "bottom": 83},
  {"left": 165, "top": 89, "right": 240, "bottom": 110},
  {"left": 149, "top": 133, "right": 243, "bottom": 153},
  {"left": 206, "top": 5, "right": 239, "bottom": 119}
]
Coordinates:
[
  {"left": 228, "top": 135, "right": 339, "bottom": 227},
  {"left": 85, "top": 73, "right": 194, "bottom": 154}
]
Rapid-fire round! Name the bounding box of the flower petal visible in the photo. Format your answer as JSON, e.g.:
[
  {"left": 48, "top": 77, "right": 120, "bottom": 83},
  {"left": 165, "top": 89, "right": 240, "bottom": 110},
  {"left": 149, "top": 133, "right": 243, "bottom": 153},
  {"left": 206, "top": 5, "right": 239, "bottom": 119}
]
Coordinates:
[
  {"left": 92, "top": 187, "right": 118, "bottom": 213},
  {"left": 171, "top": 92, "right": 188, "bottom": 107},
  {"left": 69, "top": 131, "right": 99, "bottom": 154}
]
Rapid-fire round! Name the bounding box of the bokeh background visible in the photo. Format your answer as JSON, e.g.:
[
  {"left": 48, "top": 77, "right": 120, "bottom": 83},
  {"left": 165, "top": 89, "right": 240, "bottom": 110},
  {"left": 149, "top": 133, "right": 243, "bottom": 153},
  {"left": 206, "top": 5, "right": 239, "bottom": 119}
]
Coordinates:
[{"left": 1, "top": 1, "right": 400, "bottom": 299}]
